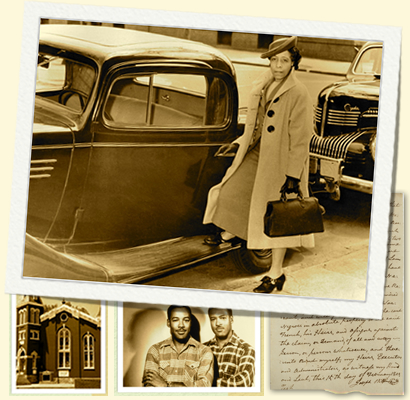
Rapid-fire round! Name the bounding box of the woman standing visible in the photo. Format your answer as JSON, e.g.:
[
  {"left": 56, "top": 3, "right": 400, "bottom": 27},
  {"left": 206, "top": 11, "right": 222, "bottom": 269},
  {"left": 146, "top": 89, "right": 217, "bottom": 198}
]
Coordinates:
[{"left": 203, "top": 36, "right": 314, "bottom": 294}]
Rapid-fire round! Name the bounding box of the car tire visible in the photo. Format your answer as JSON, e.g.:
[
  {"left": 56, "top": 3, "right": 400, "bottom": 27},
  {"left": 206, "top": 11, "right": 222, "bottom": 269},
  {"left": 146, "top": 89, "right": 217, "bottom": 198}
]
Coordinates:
[{"left": 231, "top": 243, "right": 272, "bottom": 275}]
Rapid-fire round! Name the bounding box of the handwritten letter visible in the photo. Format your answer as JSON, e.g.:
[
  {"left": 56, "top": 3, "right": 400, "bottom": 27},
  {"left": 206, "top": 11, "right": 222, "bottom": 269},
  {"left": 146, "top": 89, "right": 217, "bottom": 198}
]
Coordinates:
[{"left": 270, "top": 193, "right": 404, "bottom": 394}]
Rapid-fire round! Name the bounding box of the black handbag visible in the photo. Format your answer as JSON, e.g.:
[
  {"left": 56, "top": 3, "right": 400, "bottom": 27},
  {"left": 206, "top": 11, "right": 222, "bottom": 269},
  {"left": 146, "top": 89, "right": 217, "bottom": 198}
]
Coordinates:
[{"left": 264, "top": 191, "right": 324, "bottom": 237}]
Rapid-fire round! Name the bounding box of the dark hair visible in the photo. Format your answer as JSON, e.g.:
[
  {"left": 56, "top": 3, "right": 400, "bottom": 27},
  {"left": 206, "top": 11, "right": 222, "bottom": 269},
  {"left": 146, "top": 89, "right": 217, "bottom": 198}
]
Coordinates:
[
  {"left": 167, "top": 305, "right": 192, "bottom": 320},
  {"left": 288, "top": 46, "right": 302, "bottom": 70},
  {"left": 208, "top": 308, "right": 233, "bottom": 317}
]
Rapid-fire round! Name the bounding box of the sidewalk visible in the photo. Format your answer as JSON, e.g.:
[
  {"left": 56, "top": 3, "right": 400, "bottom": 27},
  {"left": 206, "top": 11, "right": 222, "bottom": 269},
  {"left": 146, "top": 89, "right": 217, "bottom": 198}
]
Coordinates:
[
  {"left": 16, "top": 383, "right": 75, "bottom": 389},
  {"left": 220, "top": 48, "right": 350, "bottom": 76}
]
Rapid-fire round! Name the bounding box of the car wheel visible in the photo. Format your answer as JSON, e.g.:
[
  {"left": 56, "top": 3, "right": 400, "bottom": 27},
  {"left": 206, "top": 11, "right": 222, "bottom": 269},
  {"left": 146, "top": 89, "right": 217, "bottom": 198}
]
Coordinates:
[{"left": 231, "top": 243, "right": 272, "bottom": 275}]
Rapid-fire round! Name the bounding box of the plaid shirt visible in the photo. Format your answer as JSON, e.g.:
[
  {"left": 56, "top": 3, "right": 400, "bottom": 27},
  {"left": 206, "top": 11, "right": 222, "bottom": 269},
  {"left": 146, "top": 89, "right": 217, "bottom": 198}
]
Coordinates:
[
  {"left": 143, "top": 336, "right": 214, "bottom": 387},
  {"left": 204, "top": 331, "right": 255, "bottom": 387}
]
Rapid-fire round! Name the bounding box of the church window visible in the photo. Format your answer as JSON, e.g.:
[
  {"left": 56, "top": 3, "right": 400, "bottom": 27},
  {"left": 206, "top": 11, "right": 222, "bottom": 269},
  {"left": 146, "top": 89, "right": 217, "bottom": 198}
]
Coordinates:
[
  {"left": 58, "top": 327, "right": 71, "bottom": 369},
  {"left": 83, "top": 332, "right": 95, "bottom": 369}
]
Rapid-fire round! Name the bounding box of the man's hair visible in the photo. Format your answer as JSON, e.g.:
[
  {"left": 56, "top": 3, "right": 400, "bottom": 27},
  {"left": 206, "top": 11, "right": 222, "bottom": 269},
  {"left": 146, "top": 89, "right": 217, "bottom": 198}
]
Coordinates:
[
  {"left": 167, "top": 305, "right": 192, "bottom": 320},
  {"left": 208, "top": 308, "right": 233, "bottom": 317}
]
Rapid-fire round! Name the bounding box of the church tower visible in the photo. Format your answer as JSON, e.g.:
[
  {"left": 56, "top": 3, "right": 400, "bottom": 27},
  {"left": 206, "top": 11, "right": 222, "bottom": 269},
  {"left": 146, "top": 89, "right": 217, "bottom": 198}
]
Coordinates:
[{"left": 16, "top": 295, "right": 44, "bottom": 385}]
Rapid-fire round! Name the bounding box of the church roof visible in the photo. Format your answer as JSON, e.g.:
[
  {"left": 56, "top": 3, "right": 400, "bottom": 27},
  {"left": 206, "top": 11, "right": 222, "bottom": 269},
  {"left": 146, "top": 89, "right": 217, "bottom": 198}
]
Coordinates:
[{"left": 40, "top": 301, "right": 101, "bottom": 327}]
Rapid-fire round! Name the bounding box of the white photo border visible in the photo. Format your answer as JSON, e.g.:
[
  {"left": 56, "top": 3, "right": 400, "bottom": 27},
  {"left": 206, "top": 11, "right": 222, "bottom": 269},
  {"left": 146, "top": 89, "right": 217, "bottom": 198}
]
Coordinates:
[
  {"left": 116, "top": 302, "right": 262, "bottom": 393},
  {"left": 5, "top": 2, "right": 401, "bottom": 319}
]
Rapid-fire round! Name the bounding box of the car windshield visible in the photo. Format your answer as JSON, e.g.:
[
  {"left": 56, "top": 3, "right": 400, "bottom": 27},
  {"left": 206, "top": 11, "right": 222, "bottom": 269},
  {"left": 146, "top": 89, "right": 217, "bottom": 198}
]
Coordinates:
[
  {"left": 36, "top": 52, "right": 96, "bottom": 112},
  {"left": 353, "top": 46, "right": 382, "bottom": 76}
]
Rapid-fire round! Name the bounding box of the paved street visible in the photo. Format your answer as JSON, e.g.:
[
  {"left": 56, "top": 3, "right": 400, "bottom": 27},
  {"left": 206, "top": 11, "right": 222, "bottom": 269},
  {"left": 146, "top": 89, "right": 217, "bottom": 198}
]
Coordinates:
[
  {"left": 147, "top": 52, "right": 371, "bottom": 301},
  {"left": 148, "top": 190, "right": 371, "bottom": 301}
]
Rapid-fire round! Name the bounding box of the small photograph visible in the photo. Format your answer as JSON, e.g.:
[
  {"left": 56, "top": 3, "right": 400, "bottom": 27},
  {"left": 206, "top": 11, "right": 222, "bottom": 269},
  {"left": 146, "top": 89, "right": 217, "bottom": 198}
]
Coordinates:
[
  {"left": 11, "top": 295, "right": 105, "bottom": 394},
  {"left": 119, "top": 303, "right": 261, "bottom": 393}
]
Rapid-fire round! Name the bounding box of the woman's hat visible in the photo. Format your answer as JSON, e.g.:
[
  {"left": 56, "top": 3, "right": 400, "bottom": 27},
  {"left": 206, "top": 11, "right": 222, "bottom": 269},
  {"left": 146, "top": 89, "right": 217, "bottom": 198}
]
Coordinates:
[{"left": 261, "top": 36, "right": 297, "bottom": 59}]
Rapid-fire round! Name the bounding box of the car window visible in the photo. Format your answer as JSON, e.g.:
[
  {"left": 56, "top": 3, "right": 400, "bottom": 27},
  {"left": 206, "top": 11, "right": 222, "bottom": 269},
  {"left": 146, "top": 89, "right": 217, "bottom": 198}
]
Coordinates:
[
  {"left": 353, "top": 47, "right": 382, "bottom": 76},
  {"left": 37, "top": 56, "right": 66, "bottom": 91},
  {"left": 36, "top": 53, "right": 96, "bottom": 112},
  {"left": 103, "top": 72, "right": 229, "bottom": 128}
]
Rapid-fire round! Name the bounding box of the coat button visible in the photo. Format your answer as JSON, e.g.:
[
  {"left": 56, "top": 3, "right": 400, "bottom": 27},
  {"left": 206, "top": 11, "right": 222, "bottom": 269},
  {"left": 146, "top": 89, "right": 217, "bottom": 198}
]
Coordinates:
[
  {"left": 267, "top": 110, "right": 274, "bottom": 117},
  {"left": 273, "top": 97, "right": 280, "bottom": 103},
  {"left": 267, "top": 125, "right": 275, "bottom": 132}
]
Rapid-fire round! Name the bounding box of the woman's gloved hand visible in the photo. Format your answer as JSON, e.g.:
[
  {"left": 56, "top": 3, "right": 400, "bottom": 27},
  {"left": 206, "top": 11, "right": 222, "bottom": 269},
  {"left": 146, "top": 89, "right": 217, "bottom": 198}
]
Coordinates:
[
  {"left": 280, "top": 176, "right": 301, "bottom": 195},
  {"left": 214, "top": 143, "right": 239, "bottom": 157}
]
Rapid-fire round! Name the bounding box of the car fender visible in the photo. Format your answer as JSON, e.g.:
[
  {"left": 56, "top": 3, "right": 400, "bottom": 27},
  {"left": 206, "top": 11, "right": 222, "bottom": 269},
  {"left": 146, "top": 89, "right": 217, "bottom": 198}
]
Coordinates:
[{"left": 23, "top": 234, "right": 114, "bottom": 282}]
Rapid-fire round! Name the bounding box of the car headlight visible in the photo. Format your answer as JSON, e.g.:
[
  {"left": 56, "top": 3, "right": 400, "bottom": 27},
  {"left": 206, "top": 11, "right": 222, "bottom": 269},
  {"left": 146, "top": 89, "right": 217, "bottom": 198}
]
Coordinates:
[{"left": 369, "top": 133, "right": 377, "bottom": 161}]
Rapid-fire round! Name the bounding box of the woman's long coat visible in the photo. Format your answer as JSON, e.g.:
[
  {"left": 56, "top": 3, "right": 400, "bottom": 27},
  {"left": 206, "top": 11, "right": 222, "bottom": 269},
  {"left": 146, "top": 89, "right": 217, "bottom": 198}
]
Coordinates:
[{"left": 203, "top": 68, "right": 315, "bottom": 249}]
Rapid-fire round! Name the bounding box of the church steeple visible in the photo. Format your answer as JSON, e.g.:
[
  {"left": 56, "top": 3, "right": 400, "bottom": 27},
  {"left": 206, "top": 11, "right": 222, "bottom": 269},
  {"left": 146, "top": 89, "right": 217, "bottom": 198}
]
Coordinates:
[{"left": 16, "top": 296, "right": 44, "bottom": 385}]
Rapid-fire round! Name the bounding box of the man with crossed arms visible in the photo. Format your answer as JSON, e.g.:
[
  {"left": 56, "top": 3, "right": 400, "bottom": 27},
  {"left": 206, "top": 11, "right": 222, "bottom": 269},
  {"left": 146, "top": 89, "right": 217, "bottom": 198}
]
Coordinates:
[
  {"left": 143, "top": 305, "right": 214, "bottom": 387},
  {"left": 204, "top": 308, "right": 255, "bottom": 387}
]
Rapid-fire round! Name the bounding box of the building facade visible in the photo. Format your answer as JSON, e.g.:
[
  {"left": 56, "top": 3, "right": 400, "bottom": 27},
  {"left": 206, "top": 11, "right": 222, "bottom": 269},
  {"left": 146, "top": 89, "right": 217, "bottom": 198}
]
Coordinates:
[
  {"left": 41, "top": 19, "right": 365, "bottom": 63},
  {"left": 16, "top": 296, "right": 101, "bottom": 388}
]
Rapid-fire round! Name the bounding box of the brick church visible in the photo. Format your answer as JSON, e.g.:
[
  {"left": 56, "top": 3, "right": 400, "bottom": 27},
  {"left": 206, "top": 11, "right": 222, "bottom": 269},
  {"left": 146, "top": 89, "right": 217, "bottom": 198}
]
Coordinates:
[{"left": 16, "top": 296, "right": 101, "bottom": 388}]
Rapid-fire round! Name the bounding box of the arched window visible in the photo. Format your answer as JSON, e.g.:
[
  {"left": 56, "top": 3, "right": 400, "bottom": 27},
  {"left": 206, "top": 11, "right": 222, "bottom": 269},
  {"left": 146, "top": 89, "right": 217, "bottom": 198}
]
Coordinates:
[
  {"left": 18, "top": 309, "right": 27, "bottom": 325},
  {"left": 83, "top": 333, "right": 95, "bottom": 369},
  {"left": 31, "top": 351, "right": 38, "bottom": 372},
  {"left": 58, "top": 327, "right": 71, "bottom": 369},
  {"left": 30, "top": 308, "right": 40, "bottom": 324},
  {"left": 16, "top": 348, "right": 26, "bottom": 373}
]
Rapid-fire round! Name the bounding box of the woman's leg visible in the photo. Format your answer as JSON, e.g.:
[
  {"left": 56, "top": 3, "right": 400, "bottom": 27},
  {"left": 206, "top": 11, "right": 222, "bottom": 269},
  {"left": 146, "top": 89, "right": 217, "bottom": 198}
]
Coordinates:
[
  {"left": 253, "top": 247, "right": 286, "bottom": 293},
  {"left": 270, "top": 248, "right": 287, "bottom": 279}
]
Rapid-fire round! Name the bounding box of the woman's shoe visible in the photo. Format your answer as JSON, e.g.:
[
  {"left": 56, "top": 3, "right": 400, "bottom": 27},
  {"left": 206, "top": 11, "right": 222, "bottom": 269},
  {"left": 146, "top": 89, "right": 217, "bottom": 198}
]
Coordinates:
[
  {"left": 203, "top": 232, "right": 224, "bottom": 246},
  {"left": 273, "top": 274, "right": 286, "bottom": 291},
  {"left": 253, "top": 274, "right": 286, "bottom": 293},
  {"left": 203, "top": 232, "right": 240, "bottom": 246}
]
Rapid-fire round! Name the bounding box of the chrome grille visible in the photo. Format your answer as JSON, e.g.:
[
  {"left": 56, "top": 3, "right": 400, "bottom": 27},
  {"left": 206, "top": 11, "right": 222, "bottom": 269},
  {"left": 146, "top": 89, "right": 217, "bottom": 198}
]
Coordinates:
[
  {"left": 314, "top": 105, "right": 322, "bottom": 124},
  {"left": 327, "top": 109, "right": 360, "bottom": 126},
  {"left": 362, "top": 107, "right": 378, "bottom": 118},
  {"left": 315, "top": 105, "right": 360, "bottom": 127},
  {"left": 310, "top": 131, "right": 367, "bottom": 160}
]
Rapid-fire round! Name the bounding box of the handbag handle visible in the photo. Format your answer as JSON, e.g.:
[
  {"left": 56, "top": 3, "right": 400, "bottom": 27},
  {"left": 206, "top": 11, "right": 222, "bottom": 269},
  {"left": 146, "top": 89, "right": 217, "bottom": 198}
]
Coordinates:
[{"left": 280, "top": 188, "right": 304, "bottom": 202}]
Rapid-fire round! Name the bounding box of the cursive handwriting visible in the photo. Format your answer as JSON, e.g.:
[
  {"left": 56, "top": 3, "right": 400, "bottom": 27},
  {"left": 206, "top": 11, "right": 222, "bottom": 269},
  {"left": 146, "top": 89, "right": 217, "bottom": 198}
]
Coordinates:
[{"left": 271, "top": 194, "right": 403, "bottom": 394}]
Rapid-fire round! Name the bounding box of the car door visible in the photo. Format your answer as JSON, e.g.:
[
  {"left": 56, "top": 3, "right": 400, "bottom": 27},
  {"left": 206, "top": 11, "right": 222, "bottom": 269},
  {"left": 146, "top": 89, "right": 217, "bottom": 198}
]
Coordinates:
[
  {"left": 70, "top": 63, "right": 239, "bottom": 250},
  {"left": 26, "top": 53, "right": 95, "bottom": 245}
]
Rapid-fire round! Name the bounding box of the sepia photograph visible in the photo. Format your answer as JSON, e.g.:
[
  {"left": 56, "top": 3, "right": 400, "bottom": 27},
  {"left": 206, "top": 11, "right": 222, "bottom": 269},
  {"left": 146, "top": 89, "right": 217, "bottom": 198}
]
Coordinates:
[
  {"left": 11, "top": 295, "right": 105, "bottom": 394},
  {"left": 5, "top": 2, "right": 400, "bottom": 317},
  {"left": 23, "top": 20, "right": 379, "bottom": 299},
  {"left": 0, "top": 1, "right": 407, "bottom": 400},
  {"left": 119, "top": 303, "right": 261, "bottom": 392}
]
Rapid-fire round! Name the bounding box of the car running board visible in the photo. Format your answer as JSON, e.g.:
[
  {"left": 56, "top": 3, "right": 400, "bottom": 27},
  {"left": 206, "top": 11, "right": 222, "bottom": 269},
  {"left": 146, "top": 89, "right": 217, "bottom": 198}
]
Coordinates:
[{"left": 76, "top": 236, "right": 241, "bottom": 284}]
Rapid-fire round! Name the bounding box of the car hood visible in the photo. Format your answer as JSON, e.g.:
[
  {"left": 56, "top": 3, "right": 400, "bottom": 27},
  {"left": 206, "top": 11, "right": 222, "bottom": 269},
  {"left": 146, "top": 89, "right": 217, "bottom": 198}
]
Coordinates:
[{"left": 321, "top": 79, "right": 380, "bottom": 101}]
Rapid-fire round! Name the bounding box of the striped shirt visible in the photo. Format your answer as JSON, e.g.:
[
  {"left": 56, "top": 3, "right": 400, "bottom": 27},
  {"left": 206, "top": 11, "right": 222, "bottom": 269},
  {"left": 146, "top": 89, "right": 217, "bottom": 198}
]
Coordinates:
[
  {"left": 143, "top": 336, "right": 214, "bottom": 387},
  {"left": 204, "top": 331, "right": 255, "bottom": 387}
]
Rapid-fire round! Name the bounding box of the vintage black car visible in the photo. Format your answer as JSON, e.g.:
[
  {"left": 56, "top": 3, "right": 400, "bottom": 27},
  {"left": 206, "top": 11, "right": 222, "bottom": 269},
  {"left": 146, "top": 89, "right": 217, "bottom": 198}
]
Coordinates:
[
  {"left": 309, "top": 41, "right": 382, "bottom": 200},
  {"left": 24, "top": 24, "right": 271, "bottom": 284}
]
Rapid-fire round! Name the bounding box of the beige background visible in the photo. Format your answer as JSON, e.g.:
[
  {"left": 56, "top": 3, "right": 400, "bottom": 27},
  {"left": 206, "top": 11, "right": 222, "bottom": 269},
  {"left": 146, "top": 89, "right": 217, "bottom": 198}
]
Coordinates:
[{"left": 1, "top": 0, "right": 408, "bottom": 398}]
